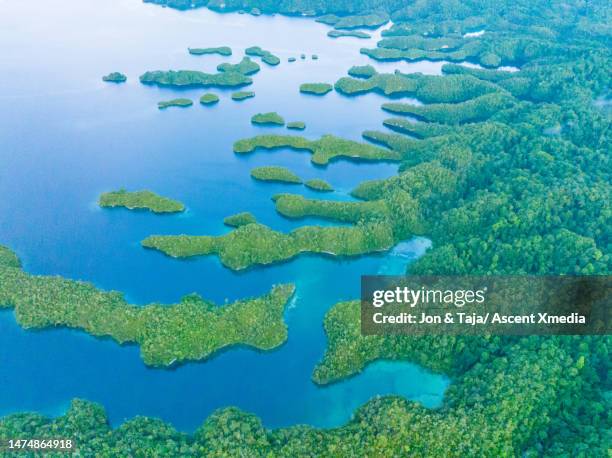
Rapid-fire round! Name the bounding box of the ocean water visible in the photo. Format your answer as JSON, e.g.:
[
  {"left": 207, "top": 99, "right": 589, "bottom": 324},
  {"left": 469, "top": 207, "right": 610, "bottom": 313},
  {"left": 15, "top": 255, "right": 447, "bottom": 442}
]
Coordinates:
[{"left": 0, "top": 0, "right": 450, "bottom": 430}]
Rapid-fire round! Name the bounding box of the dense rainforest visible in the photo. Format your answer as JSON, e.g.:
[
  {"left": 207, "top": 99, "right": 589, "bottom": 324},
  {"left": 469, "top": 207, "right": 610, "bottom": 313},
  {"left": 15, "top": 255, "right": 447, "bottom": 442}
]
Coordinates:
[{"left": 1, "top": 0, "right": 610, "bottom": 455}]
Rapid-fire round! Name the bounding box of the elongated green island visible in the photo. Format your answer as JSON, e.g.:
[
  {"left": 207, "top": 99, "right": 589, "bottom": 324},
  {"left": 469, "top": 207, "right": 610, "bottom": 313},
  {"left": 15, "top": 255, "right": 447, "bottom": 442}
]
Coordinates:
[
  {"left": 328, "top": 30, "right": 371, "bottom": 39},
  {"left": 99, "top": 189, "right": 185, "bottom": 213},
  {"left": 200, "top": 93, "right": 220, "bottom": 105},
  {"left": 142, "top": 222, "right": 395, "bottom": 270},
  {"left": 0, "top": 245, "right": 295, "bottom": 367},
  {"left": 251, "top": 112, "right": 285, "bottom": 126},
  {"left": 188, "top": 46, "right": 232, "bottom": 56},
  {"left": 102, "top": 72, "right": 127, "bottom": 83},
  {"left": 300, "top": 82, "right": 333, "bottom": 95},
  {"left": 305, "top": 179, "right": 333, "bottom": 192},
  {"left": 141, "top": 70, "right": 251, "bottom": 88},
  {"left": 316, "top": 13, "right": 389, "bottom": 29},
  {"left": 158, "top": 98, "right": 193, "bottom": 109},
  {"left": 233, "top": 134, "right": 401, "bottom": 165},
  {"left": 245, "top": 46, "right": 280, "bottom": 65},
  {"left": 251, "top": 166, "right": 302, "bottom": 183},
  {"left": 223, "top": 212, "right": 256, "bottom": 227},
  {"left": 231, "top": 91, "right": 255, "bottom": 101},
  {"left": 287, "top": 121, "right": 306, "bottom": 130}
]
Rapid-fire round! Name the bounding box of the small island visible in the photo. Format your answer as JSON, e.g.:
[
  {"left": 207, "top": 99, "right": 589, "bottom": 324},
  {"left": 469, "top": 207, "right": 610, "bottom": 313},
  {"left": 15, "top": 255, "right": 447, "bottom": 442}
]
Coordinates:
[
  {"left": 348, "top": 65, "right": 377, "bottom": 78},
  {"left": 158, "top": 98, "right": 193, "bottom": 109},
  {"left": 312, "top": 54, "right": 318, "bottom": 60},
  {"left": 251, "top": 166, "right": 302, "bottom": 184},
  {"left": 288, "top": 57, "right": 296, "bottom": 62},
  {"left": 102, "top": 72, "right": 127, "bottom": 83},
  {"left": 305, "top": 179, "right": 333, "bottom": 192},
  {"left": 217, "top": 57, "right": 260, "bottom": 75},
  {"left": 188, "top": 46, "right": 232, "bottom": 56},
  {"left": 287, "top": 121, "right": 306, "bottom": 130},
  {"left": 200, "top": 93, "right": 219, "bottom": 105},
  {"left": 300, "top": 83, "right": 333, "bottom": 95},
  {"left": 251, "top": 112, "right": 285, "bottom": 126},
  {"left": 223, "top": 212, "right": 257, "bottom": 227},
  {"left": 99, "top": 189, "right": 185, "bottom": 213},
  {"left": 245, "top": 46, "right": 280, "bottom": 66},
  {"left": 231, "top": 91, "right": 255, "bottom": 101},
  {"left": 328, "top": 30, "right": 371, "bottom": 39}
]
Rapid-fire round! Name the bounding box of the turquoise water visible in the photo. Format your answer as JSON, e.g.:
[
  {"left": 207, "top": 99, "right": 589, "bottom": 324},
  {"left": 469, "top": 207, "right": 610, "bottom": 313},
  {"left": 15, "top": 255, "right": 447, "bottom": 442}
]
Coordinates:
[{"left": 0, "top": 0, "right": 449, "bottom": 430}]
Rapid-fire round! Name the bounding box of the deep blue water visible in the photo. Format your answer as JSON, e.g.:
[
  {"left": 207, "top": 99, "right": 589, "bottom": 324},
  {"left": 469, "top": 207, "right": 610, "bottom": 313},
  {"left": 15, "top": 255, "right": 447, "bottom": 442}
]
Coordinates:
[{"left": 0, "top": 0, "right": 450, "bottom": 431}]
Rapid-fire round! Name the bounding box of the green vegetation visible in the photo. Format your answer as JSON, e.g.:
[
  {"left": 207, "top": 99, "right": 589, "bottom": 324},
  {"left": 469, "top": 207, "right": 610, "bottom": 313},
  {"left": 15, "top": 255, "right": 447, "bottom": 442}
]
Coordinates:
[
  {"left": 188, "top": 46, "right": 232, "bottom": 56},
  {"left": 335, "top": 72, "right": 500, "bottom": 101},
  {"left": 233, "top": 134, "right": 401, "bottom": 165},
  {"left": 141, "top": 70, "right": 251, "bottom": 88},
  {"left": 304, "top": 179, "right": 333, "bottom": 192},
  {"left": 102, "top": 72, "right": 127, "bottom": 83},
  {"left": 299, "top": 83, "right": 333, "bottom": 95},
  {"left": 217, "top": 57, "right": 260, "bottom": 75},
  {"left": 199, "top": 93, "right": 219, "bottom": 105},
  {"left": 157, "top": 98, "right": 193, "bottom": 109},
  {"left": 286, "top": 121, "right": 306, "bottom": 130},
  {"left": 0, "top": 245, "right": 294, "bottom": 367},
  {"left": 251, "top": 112, "right": 285, "bottom": 126},
  {"left": 142, "top": 222, "right": 395, "bottom": 270},
  {"left": 99, "top": 189, "right": 185, "bottom": 213},
  {"left": 245, "top": 46, "right": 280, "bottom": 66},
  {"left": 383, "top": 118, "right": 452, "bottom": 138},
  {"left": 347, "top": 65, "right": 377, "bottom": 78},
  {"left": 223, "top": 212, "right": 256, "bottom": 227},
  {"left": 327, "top": 30, "right": 370, "bottom": 39},
  {"left": 382, "top": 93, "right": 516, "bottom": 124},
  {"left": 251, "top": 166, "right": 302, "bottom": 183},
  {"left": 231, "top": 91, "right": 255, "bottom": 101},
  {"left": 288, "top": 57, "right": 296, "bottom": 62},
  {"left": 316, "top": 13, "right": 388, "bottom": 30}
]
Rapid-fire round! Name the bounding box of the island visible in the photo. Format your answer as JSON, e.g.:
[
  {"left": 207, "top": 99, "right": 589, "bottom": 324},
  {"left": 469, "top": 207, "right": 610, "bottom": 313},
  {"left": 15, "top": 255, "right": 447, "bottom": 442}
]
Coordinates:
[
  {"left": 102, "top": 72, "right": 127, "bottom": 83},
  {"left": 347, "top": 64, "right": 377, "bottom": 78},
  {"left": 316, "top": 13, "right": 389, "bottom": 29},
  {"left": 312, "top": 54, "right": 319, "bottom": 60},
  {"left": 231, "top": 91, "right": 255, "bottom": 101},
  {"left": 158, "top": 98, "right": 193, "bottom": 109},
  {"left": 99, "top": 189, "right": 185, "bottom": 213},
  {"left": 299, "top": 83, "right": 333, "bottom": 95},
  {"left": 251, "top": 112, "right": 285, "bottom": 126},
  {"left": 233, "top": 134, "right": 401, "bottom": 165},
  {"left": 141, "top": 221, "right": 395, "bottom": 270},
  {"left": 305, "top": 179, "right": 333, "bottom": 192},
  {"left": 200, "top": 93, "right": 220, "bottom": 105},
  {"left": 288, "top": 57, "right": 296, "bottom": 62},
  {"left": 188, "top": 46, "right": 232, "bottom": 56},
  {"left": 245, "top": 46, "right": 280, "bottom": 66},
  {"left": 328, "top": 30, "right": 371, "bottom": 39},
  {"left": 0, "top": 245, "right": 295, "bottom": 367},
  {"left": 217, "top": 57, "right": 260, "bottom": 75},
  {"left": 286, "top": 121, "right": 306, "bottom": 130},
  {"left": 223, "top": 212, "right": 256, "bottom": 227},
  {"left": 250, "top": 166, "right": 302, "bottom": 184},
  {"left": 140, "top": 70, "right": 251, "bottom": 88}
]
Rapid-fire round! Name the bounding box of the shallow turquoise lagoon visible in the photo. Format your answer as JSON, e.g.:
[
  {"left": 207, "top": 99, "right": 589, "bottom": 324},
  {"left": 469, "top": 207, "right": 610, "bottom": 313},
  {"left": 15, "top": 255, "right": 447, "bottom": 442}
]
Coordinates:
[{"left": 0, "top": 0, "right": 450, "bottom": 430}]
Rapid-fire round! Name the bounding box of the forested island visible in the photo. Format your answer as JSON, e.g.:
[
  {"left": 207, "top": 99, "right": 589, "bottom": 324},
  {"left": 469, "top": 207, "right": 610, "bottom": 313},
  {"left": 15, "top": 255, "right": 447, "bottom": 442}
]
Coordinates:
[
  {"left": 233, "top": 134, "right": 401, "bottom": 165},
  {"left": 250, "top": 166, "right": 302, "bottom": 183},
  {"left": 3, "top": 0, "right": 611, "bottom": 455},
  {"left": 327, "top": 30, "right": 371, "bottom": 39},
  {"left": 158, "top": 98, "right": 193, "bottom": 109},
  {"left": 299, "top": 83, "right": 333, "bottom": 95},
  {"left": 231, "top": 91, "right": 255, "bottom": 100},
  {"left": 251, "top": 112, "right": 285, "bottom": 126},
  {"left": 141, "top": 70, "right": 251, "bottom": 88},
  {"left": 245, "top": 46, "right": 280, "bottom": 65},
  {"left": 304, "top": 179, "right": 333, "bottom": 192},
  {"left": 223, "top": 212, "right": 257, "bottom": 227},
  {"left": 0, "top": 245, "right": 295, "bottom": 367},
  {"left": 286, "top": 121, "right": 306, "bottom": 130},
  {"left": 188, "top": 46, "right": 232, "bottom": 56},
  {"left": 200, "top": 93, "right": 219, "bottom": 105},
  {"left": 99, "top": 190, "right": 185, "bottom": 213},
  {"left": 102, "top": 72, "right": 127, "bottom": 83}
]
